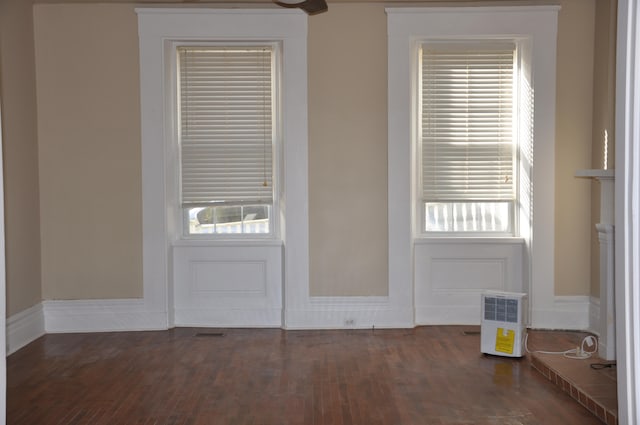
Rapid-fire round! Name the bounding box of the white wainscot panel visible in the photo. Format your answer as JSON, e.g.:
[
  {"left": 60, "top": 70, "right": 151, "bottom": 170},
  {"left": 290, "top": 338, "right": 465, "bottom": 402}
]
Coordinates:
[
  {"left": 192, "top": 261, "right": 266, "bottom": 295},
  {"left": 415, "top": 239, "right": 524, "bottom": 325},
  {"left": 173, "top": 243, "right": 283, "bottom": 327}
]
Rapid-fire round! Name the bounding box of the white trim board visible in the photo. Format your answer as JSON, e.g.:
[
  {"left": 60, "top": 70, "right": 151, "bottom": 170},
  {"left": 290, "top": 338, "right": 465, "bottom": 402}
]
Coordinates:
[
  {"left": 416, "top": 296, "right": 591, "bottom": 328},
  {"left": 530, "top": 296, "right": 591, "bottom": 330},
  {"left": 285, "top": 296, "right": 410, "bottom": 329},
  {"left": 35, "top": 295, "right": 591, "bottom": 334},
  {"left": 386, "top": 6, "right": 560, "bottom": 329},
  {"left": 0, "top": 85, "right": 7, "bottom": 422},
  {"left": 415, "top": 305, "right": 481, "bottom": 326},
  {"left": 6, "top": 303, "right": 45, "bottom": 355},
  {"left": 21, "top": 298, "right": 395, "bottom": 333},
  {"left": 589, "top": 295, "right": 601, "bottom": 336},
  {"left": 136, "top": 8, "right": 310, "bottom": 330},
  {"left": 173, "top": 308, "right": 282, "bottom": 328},
  {"left": 615, "top": 0, "right": 640, "bottom": 422},
  {"left": 36, "top": 296, "right": 410, "bottom": 333},
  {"left": 42, "top": 299, "right": 166, "bottom": 334}
]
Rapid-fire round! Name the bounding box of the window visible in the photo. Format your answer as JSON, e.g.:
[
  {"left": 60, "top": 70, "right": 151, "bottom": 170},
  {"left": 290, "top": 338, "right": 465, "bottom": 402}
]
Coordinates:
[
  {"left": 387, "top": 6, "right": 559, "bottom": 327},
  {"left": 138, "top": 8, "right": 309, "bottom": 326},
  {"left": 419, "top": 42, "right": 517, "bottom": 234},
  {"left": 177, "top": 45, "right": 277, "bottom": 236}
]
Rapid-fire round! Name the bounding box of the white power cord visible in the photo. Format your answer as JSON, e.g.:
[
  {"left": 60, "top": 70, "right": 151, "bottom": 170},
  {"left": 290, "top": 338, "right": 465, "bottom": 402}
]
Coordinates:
[{"left": 524, "top": 333, "right": 598, "bottom": 360}]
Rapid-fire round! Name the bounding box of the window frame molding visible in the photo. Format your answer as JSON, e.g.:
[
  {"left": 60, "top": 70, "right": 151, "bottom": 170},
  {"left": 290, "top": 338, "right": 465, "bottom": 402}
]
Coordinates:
[
  {"left": 417, "top": 39, "right": 520, "bottom": 236},
  {"left": 386, "top": 5, "right": 560, "bottom": 328},
  {"left": 171, "top": 40, "right": 282, "bottom": 239},
  {"left": 136, "top": 8, "right": 309, "bottom": 327}
]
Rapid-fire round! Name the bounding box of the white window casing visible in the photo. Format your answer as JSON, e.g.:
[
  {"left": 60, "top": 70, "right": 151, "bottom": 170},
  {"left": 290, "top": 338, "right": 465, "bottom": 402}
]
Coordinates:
[
  {"left": 176, "top": 44, "right": 278, "bottom": 236},
  {"left": 387, "top": 6, "right": 559, "bottom": 328},
  {"left": 137, "top": 8, "right": 309, "bottom": 327},
  {"left": 420, "top": 42, "right": 517, "bottom": 234}
]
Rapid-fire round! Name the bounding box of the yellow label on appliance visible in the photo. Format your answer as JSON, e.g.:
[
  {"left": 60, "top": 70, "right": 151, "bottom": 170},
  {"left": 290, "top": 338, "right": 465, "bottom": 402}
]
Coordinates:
[{"left": 495, "top": 328, "right": 515, "bottom": 354}]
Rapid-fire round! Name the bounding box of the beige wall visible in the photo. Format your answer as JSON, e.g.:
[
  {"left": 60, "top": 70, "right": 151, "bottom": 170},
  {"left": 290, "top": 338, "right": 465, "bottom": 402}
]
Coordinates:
[
  {"left": 308, "top": 4, "right": 388, "bottom": 296},
  {"left": 33, "top": 4, "right": 142, "bottom": 299},
  {"left": 308, "top": 0, "right": 602, "bottom": 298},
  {"left": 554, "top": 0, "right": 596, "bottom": 296},
  {"left": 14, "top": 0, "right": 603, "bottom": 306},
  {"left": 0, "top": 0, "right": 43, "bottom": 316}
]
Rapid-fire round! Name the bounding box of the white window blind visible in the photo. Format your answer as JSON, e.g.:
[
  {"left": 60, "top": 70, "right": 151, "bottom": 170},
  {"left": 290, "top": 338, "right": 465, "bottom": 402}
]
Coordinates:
[
  {"left": 421, "top": 43, "right": 515, "bottom": 203},
  {"left": 178, "top": 46, "right": 274, "bottom": 207}
]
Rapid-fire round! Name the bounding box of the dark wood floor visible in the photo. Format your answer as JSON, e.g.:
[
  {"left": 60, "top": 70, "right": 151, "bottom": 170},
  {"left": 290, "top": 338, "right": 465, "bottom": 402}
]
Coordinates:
[{"left": 7, "top": 326, "right": 606, "bottom": 425}]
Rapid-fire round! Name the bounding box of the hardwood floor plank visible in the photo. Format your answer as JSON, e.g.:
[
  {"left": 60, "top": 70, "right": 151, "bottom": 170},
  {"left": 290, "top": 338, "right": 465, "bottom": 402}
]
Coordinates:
[{"left": 8, "top": 327, "right": 606, "bottom": 425}]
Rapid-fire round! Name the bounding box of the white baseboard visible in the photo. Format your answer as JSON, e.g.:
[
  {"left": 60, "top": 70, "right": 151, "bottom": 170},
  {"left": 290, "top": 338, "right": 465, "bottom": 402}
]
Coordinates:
[
  {"left": 9, "top": 295, "right": 590, "bottom": 347},
  {"left": 43, "top": 299, "right": 168, "bottom": 333},
  {"left": 43, "top": 297, "right": 410, "bottom": 331},
  {"left": 415, "top": 305, "right": 480, "bottom": 325},
  {"left": 7, "top": 303, "right": 45, "bottom": 355},
  {"left": 531, "top": 296, "right": 591, "bottom": 330},
  {"left": 285, "top": 296, "right": 413, "bottom": 329},
  {"left": 589, "top": 295, "right": 601, "bottom": 335},
  {"left": 174, "top": 307, "right": 282, "bottom": 327}
]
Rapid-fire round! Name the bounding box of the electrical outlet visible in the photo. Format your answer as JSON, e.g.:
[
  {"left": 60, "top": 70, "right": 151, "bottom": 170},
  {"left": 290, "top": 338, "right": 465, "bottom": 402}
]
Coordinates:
[{"left": 344, "top": 319, "right": 355, "bottom": 327}]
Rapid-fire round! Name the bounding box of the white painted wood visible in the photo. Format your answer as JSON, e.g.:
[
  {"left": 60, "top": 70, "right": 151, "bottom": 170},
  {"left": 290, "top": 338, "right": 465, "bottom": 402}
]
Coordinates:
[
  {"left": 279, "top": 30, "right": 312, "bottom": 330},
  {"left": 285, "top": 296, "right": 409, "bottom": 329},
  {"left": 414, "top": 239, "right": 524, "bottom": 325},
  {"left": 575, "top": 170, "right": 615, "bottom": 224},
  {"left": 43, "top": 299, "right": 166, "bottom": 333},
  {"left": 386, "top": 6, "right": 559, "bottom": 328},
  {"left": 192, "top": 262, "right": 267, "bottom": 294},
  {"left": 385, "top": 7, "right": 421, "bottom": 330},
  {"left": 0, "top": 98, "right": 6, "bottom": 425},
  {"left": 576, "top": 169, "right": 615, "bottom": 178},
  {"left": 530, "top": 296, "right": 591, "bottom": 330},
  {"left": 173, "top": 244, "right": 282, "bottom": 327},
  {"left": 615, "top": 0, "right": 640, "bottom": 422},
  {"left": 416, "top": 305, "right": 481, "bottom": 326},
  {"left": 597, "top": 224, "right": 616, "bottom": 360},
  {"left": 41, "top": 293, "right": 583, "bottom": 333},
  {"left": 6, "top": 303, "right": 45, "bottom": 355},
  {"left": 174, "top": 309, "right": 283, "bottom": 328},
  {"left": 589, "top": 295, "right": 601, "bottom": 336},
  {"left": 136, "top": 8, "right": 308, "bottom": 329}
]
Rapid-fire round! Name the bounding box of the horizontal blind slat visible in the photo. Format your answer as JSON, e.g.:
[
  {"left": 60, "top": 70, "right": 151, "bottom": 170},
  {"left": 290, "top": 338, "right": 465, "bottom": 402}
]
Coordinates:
[
  {"left": 421, "top": 44, "right": 515, "bottom": 203},
  {"left": 179, "top": 46, "right": 274, "bottom": 205}
]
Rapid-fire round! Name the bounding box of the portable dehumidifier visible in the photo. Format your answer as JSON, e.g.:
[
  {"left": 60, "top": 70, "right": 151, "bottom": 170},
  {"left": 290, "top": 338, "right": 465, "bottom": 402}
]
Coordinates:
[{"left": 480, "top": 291, "right": 527, "bottom": 357}]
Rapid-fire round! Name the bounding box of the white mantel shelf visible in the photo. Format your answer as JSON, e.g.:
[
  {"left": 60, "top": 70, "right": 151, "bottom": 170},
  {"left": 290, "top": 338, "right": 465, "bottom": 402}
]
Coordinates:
[
  {"left": 575, "top": 169, "right": 615, "bottom": 179},
  {"left": 575, "top": 169, "right": 615, "bottom": 225}
]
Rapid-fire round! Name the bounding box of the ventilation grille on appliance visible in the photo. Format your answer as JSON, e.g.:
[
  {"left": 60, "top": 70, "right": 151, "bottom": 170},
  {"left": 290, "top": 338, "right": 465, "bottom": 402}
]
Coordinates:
[{"left": 484, "top": 296, "right": 519, "bottom": 323}]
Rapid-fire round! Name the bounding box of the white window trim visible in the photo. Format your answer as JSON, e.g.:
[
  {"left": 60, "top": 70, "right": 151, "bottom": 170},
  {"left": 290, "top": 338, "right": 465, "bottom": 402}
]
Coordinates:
[
  {"left": 386, "top": 6, "right": 559, "bottom": 328},
  {"left": 136, "top": 8, "right": 309, "bottom": 326},
  {"left": 172, "top": 41, "right": 281, "bottom": 239},
  {"left": 417, "top": 40, "right": 519, "bottom": 236}
]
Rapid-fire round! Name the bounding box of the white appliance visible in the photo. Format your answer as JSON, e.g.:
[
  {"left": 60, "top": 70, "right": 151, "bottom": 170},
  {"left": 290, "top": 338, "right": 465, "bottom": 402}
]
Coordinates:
[{"left": 480, "top": 291, "right": 527, "bottom": 357}]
